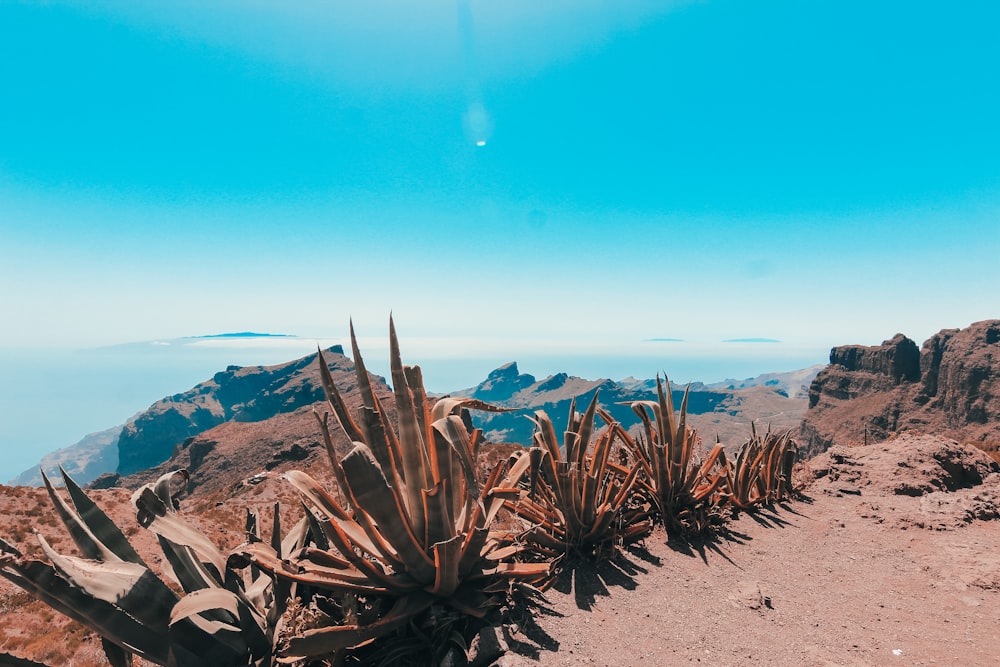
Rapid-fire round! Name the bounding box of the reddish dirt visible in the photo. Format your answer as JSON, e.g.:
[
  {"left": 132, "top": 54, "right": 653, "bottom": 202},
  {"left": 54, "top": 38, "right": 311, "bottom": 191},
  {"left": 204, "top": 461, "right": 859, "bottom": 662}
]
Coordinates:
[
  {"left": 498, "top": 435, "right": 1000, "bottom": 667},
  {"left": 2, "top": 435, "right": 999, "bottom": 666}
]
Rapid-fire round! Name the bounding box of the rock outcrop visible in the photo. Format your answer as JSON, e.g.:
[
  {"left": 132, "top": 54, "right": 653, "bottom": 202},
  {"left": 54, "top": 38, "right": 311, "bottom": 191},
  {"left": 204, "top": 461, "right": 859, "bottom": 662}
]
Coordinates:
[
  {"left": 808, "top": 433, "right": 1000, "bottom": 530},
  {"left": 9, "top": 424, "right": 123, "bottom": 487},
  {"left": 115, "top": 345, "right": 366, "bottom": 475},
  {"left": 115, "top": 402, "right": 374, "bottom": 496},
  {"left": 801, "top": 320, "right": 1000, "bottom": 458},
  {"left": 454, "top": 365, "right": 815, "bottom": 450},
  {"left": 468, "top": 362, "right": 536, "bottom": 402}
]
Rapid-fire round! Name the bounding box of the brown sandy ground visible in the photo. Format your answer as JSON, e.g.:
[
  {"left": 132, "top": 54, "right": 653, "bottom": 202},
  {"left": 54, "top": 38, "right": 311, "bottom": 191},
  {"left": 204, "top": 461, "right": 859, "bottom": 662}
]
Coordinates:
[
  {"left": 497, "top": 498, "right": 999, "bottom": 667},
  {"left": 2, "top": 435, "right": 998, "bottom": 666},
  {"left": 497, "top": 435, "right": 1000, "bottom": 667}
]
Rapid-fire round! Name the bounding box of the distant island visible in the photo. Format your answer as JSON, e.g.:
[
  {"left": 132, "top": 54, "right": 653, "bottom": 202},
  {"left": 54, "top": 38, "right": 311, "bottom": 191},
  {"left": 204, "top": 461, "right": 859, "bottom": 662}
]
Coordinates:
[{"left": 183, "top": 332, "right": 297, "bottom": 339}]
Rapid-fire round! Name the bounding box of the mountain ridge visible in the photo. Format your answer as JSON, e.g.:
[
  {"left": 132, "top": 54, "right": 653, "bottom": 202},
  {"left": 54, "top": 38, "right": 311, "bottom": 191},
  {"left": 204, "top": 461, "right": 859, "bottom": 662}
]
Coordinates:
[
  {"left": 9, "top": 355, "right": 819, "bottom": 487},
  {"left": 800, "top": 320, "right": 1000, "bottom": 459}
]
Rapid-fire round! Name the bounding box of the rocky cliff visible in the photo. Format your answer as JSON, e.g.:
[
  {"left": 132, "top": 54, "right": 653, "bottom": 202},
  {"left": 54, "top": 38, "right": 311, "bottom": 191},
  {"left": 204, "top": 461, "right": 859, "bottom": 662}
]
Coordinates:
[
  {"left": 801, "top": 320, "right": 1000, "bottom": 458},
  {"left": 10, "top": 424, "right": 123, "bottom": 487},
  {"left": 454, "top": 362, "right": 815, "bottom": 450},
  {"left": 108, "top": 356, "right": 813, "bottom": 493},
  {"left": 115, "top": 345, "right": 362, "bottom": 475}
]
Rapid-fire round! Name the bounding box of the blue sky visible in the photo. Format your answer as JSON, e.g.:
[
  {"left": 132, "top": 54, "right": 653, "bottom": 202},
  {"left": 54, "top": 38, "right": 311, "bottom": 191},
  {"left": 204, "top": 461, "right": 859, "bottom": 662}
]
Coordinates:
[{"left": 2, "top": 0, "right": 998, "bottom": 359}]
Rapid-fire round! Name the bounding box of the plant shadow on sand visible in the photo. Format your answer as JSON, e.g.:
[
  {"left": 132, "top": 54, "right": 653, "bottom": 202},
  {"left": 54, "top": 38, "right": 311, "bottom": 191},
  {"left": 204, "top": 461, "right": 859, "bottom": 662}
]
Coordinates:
[
  {"left": 501, "top": 590, "right": 564, "bottom": 660},
  {"left": 665, "top": 499, "right": 812, "bottom": 566},
  {"left": 496, "top": 500, "right": 815, "bottom": 662},
  {"left": 502, "top": 544, "right": 658, "bottom": 660},
  {"left": 555, "top": 547, "right": 656, "bottom": 610}
]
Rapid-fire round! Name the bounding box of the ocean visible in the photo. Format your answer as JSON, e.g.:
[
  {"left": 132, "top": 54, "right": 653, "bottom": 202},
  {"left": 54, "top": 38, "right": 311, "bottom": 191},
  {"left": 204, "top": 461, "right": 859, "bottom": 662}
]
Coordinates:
[{"left": 0, "top": 339, "right": 829, "bottom": 484}]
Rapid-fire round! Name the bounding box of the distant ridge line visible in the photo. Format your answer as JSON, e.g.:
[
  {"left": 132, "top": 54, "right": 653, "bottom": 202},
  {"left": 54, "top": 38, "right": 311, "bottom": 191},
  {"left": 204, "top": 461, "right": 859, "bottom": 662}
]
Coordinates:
[{"left": 183, "top": 332, "right": 297, "bottom": 339}]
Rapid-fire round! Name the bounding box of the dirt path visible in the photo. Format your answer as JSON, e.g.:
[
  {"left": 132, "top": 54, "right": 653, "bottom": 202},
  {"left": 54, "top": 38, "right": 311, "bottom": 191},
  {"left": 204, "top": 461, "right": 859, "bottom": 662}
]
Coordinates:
[
  {"left": 2, "top": 435, "right": 998, "bottom": 666},
  {"left": 501, "top": 490, "right": 1000, "bottom": 667}
]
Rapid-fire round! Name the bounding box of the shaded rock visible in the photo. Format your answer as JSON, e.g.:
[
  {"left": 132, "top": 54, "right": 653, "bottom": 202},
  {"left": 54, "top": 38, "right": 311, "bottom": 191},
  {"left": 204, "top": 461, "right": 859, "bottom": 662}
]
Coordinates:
[
  {"left": 801, "top": 321, "right": 1000, "bottom": 457},
  {"left": 187, "top": 439, "right": 216, "bottom": 472},
  {"left": 468, "top": 624, "right": 509, "bottom": 667},
  {"left": 265, "top": 442, "right": 312, "bottom": 470},
  {"left": 87, "top": 472, "right": 121, "bottom": 490},
  {"left": 809, "top": 434, "right": 1000, "bottom": 530},
  {"left": 116, "top": 346, "right": 357, "bottom": 475}
]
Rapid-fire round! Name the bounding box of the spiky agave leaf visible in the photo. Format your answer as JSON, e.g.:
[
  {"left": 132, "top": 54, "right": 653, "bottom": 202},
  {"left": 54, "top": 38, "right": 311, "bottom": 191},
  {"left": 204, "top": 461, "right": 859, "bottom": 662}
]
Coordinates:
[
  {"left": 626, "top": 375, "right": 730, "bottom": 535},
  {"left": 505, "top": 394, "right": 654, "bottom": 564},
  {"left": 729, "top": 426, "right": 799, "bottom": 509},
  {"left": 0, "top": 469, "right": 278, "bottom": 667},
  {"left": 241, "top": 319, "right": 549, "bottom": 661}
]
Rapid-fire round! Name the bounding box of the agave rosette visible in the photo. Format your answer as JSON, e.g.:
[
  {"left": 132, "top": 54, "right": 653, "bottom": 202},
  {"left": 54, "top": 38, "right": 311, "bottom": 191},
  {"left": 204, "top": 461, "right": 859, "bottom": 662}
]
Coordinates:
[
  {"left": 728, "top": 425, "right": 798, "bottom": 508},
  {"left": 627, "top": 376, "right": 731, "bottom": 534},
  {"left": 240, "top": 319, "right": 550, "bottom": 660},
  {"left": 505, "top": 393, "right": 655, "bottom": 563},
  {"left": 0, "top": 468, "right": 285, "bottom": 666}
]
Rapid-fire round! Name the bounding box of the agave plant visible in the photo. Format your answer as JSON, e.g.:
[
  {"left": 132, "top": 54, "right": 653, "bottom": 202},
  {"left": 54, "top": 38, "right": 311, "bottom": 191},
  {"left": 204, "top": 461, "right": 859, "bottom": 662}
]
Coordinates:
[
  {"left": 503, "top": 393, "right": 655, "bottom": 565},
  {"left": 0, "top": 468, "right": 298, "bottom": 666},
  {"left": 238, "top": 319, "right": 550, "bottom": 662},
  {"left": 727, "top": 425, "right": 798, "bottom": 509},
  {"left": 627, "top": 376, "right": 730, "bottom": 535}
]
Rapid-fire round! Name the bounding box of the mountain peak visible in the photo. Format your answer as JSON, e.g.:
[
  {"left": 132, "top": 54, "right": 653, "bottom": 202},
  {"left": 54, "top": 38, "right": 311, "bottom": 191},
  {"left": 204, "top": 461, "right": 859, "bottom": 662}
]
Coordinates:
[
  {"left": 537, "top": 373, "right": 569, "bottom": 392},
  {"left": 461, "top": 362, "right": 536, "bottom": 403}
]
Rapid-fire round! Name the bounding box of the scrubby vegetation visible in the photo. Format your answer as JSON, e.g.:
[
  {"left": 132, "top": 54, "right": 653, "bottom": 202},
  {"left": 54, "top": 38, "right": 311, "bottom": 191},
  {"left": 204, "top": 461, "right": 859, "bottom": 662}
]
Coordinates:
[
  {"left": 504, "top": 395, "right": 655, "bottom": 567},
  {"left": 973, "top": 439, "right": 1000, "bottom": 465},
  {"left": 0, "top": 320, "right": 802, "bottom": 666}
]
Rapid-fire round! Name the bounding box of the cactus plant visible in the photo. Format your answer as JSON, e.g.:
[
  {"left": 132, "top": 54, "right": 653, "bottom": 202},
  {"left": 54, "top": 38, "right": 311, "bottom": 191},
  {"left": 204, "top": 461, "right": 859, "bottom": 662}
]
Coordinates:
[
  {"left": 237, "top": 319, "right": 551, "bottom": 662},
  {"left": 626, "top": 376, "right": 730, "bottom": 535},
  {"left": 0, "top": 468, "right": 291, "bottom": 666},
  {"left": 503, "top": 394, "right": 655, "bottom": 565}
]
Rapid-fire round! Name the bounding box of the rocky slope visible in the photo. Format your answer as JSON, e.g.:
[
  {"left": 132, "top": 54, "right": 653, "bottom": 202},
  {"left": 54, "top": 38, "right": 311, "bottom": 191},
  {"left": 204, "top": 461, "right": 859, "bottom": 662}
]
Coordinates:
[
  {"left": 800, "top": 320, "right": 1000, "bottom": 458},
  {"left": 500, "top": 434, "right": 1000, "bottom": 667},
  {"left": 111, "top": 361, "right": 812, "bottom": 497},
  {"left": 115, "top": 345, "right": 354, "bottom": 476},
  {"left": 453, "top": 362, "right": 816, "bottom": 450},
  {"left": 8, "top": 424, "right": 123, "bottom": 487}
]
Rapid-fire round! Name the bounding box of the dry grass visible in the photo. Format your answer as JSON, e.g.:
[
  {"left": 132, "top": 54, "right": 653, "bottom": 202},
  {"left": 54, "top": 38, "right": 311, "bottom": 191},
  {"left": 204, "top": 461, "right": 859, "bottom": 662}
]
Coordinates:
[
  {"left": 0, "top": 597, "right": 102, "bottom": 665},
  {"left": 971, "top": 440, "right": 1000, "bottom": 464},
  {"left": 0, "top": 483, "right": 202, "bottom": 664}
]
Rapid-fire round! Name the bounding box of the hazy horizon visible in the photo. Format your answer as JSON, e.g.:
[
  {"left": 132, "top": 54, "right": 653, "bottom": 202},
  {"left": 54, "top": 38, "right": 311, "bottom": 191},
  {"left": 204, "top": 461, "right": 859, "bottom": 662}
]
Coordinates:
[
  {"left": 1, "top": 2, "right": 997, "bottom": 477},
  {"left": 0, "top": 314, "right": 991, "bottom": 484},
  {"left": 0, "top": 333, "right": 832, "bottom": 483}
]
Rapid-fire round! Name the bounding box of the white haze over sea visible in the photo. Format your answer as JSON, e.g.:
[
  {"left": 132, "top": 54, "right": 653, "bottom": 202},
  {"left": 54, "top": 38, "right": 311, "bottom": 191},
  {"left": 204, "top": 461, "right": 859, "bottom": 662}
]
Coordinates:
[{"left": 0, "top": 336, "right": 828, "bottom": 484}]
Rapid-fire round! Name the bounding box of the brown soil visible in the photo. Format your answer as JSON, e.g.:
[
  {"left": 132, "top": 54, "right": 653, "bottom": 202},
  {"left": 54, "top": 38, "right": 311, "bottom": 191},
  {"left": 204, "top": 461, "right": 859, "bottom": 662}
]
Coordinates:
[
  {"left": 2, "top": 435, "right": 999, "bottom": 666},
  {"left": 497, "top": 434, "right": 1000, "bottom": 667},
  {"left": 497, "top": 500, "right": 1000, "bottom": 666}
]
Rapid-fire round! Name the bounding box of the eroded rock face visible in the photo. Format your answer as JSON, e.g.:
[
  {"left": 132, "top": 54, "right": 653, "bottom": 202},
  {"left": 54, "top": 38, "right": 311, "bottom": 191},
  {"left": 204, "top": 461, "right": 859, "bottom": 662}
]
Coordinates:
[
  {"left": 801, "top": 321, "right": 1000, "bottom": 457},
  {"left": 808, "top": 434, "right": 1000, "bottom": 530},
  {"left": 115, "top": 346, "right": 360, "bottom": 475},
  {"left": 828, "top": 334, "right": 921, "bottom": 386},
  {"left": 919, "top": 322, "right": 1000, "bottom": 425}
]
